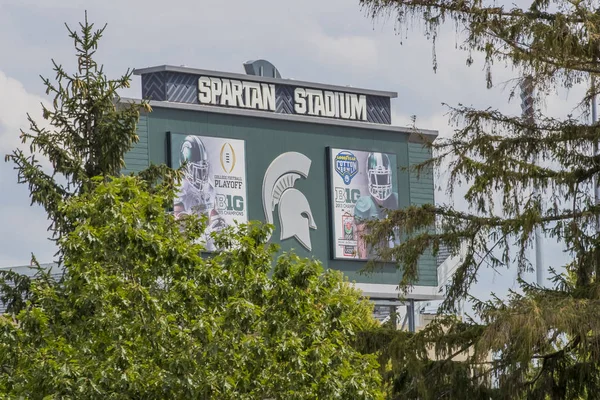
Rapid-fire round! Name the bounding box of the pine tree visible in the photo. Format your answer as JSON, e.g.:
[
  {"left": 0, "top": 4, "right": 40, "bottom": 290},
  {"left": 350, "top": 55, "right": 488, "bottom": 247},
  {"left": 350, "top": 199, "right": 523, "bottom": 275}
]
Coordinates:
[
  {"left": 6, "top": 12, "right": 150, "bottom": 243},
  {"left": 357, "top": 0, "right": 600, "bottom": 398},
  {"left": 1, "top": 13, "right": 151, "bottom": 314}
]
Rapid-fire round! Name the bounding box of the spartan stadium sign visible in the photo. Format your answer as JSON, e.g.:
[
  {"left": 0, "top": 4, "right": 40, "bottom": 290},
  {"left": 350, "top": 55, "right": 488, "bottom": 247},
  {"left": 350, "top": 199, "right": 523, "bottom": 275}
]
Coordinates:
[
  {"left": 197, "top": 76, "right": 368, "bottom": 122},
  {"left": 198, "top": 77, "right": 276, "bottom": 111},
  {"left": 294, "top": 89, "right": 366, "bottom": 121},
  {"left": 136, "top": 66, "right": 393, "bottom": 125}
]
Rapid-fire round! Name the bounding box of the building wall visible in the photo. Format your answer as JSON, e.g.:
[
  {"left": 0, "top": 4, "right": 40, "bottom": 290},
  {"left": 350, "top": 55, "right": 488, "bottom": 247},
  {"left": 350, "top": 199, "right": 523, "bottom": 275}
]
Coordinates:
[
  {"left": 122, "top": 106, "right": 437, "bottom": 287},
  {"left": 408, "top": 142, "right": 437, "bottom": 286},
  {"left": 123, "top": 115, "right": 149, "bottom": 175}
]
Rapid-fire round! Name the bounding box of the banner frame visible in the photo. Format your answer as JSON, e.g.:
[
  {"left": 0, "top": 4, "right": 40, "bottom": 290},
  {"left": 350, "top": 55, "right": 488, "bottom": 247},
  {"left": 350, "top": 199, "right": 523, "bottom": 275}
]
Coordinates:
[
  {"left": 326, "top": 146, "right": 400, "bottom": 262},
  {"left": 168, "top": 131, "right": 249, "bottom": 253}
]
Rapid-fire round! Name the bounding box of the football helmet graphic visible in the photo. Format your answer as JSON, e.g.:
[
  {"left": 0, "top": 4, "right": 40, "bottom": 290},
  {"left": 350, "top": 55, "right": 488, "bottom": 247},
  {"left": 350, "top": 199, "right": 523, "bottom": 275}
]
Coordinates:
[
  {"left": 180, "top": 135, "right": 210, "bottom": 193},
  {"left": 367, "top": 152, "right": 392, "bottom": 201}
]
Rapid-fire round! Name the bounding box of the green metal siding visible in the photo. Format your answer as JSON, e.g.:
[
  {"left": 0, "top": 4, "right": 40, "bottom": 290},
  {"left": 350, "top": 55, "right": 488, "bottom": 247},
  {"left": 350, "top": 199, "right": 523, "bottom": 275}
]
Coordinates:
[
  {"left": 122, "top": 115, "right": 149, "bottom": 175},
  {"left": 122, "top": 107, "right": 438, "bottom": 287},
  {"left": 408, "top": 142, "right": 437, "bottom": 286}
]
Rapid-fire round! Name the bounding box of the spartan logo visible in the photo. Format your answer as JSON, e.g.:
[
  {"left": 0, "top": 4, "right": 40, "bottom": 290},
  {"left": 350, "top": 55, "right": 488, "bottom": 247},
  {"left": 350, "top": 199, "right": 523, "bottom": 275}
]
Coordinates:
[{"left": 262, "top": 152, "right": 317, "bottom": 251}]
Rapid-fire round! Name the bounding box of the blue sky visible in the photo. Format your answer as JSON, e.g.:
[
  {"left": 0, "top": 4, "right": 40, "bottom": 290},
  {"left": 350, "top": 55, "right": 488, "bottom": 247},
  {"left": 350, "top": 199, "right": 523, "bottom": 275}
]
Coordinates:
[{"left": 0, "top": 0, "right": 579, "bottom": 307}]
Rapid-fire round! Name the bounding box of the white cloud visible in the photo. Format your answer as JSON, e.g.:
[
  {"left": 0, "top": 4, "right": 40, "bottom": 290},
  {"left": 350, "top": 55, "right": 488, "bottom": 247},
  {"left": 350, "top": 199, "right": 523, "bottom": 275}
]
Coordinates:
[
  {"left": 0, "top": 70, "right": 55, "bottom": 267},
  {"left": 0, "top": 70, "right": 48, "bottom": 154},
  {"left": 309, "top": 33, "right": 380, "bottom": 72}
]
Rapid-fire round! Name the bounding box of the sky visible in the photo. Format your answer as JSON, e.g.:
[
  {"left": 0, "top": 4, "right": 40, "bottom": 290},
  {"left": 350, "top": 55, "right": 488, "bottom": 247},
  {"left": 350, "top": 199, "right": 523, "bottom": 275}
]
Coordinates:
[{"left": 0, "top": 0, "right": 583, "bottom": 308}]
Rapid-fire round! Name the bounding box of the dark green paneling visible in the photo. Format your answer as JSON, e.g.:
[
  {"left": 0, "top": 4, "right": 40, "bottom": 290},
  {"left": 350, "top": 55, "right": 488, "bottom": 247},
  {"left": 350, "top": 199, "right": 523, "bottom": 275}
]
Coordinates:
[
  {"left": 123, "top": 115, "right": 149, "bottom": 175},
  {"left": 408, "top": 143, "right": 434, "bottom": 205},
  {"left": 125, "top": 107, "right": 438, "bottom": 287},
  {"left": 408, "top": 142, "right": 437, "bottom": 286}
]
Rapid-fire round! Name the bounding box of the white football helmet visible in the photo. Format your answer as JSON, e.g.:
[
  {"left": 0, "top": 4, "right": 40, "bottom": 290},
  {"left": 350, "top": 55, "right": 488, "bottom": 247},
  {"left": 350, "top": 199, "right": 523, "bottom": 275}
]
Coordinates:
[
  {"left": 180, "top": 135, "right": 210, "bottom": 193},
  {"left": 367, "top": 152, "right": 392, "bottom": 201}
]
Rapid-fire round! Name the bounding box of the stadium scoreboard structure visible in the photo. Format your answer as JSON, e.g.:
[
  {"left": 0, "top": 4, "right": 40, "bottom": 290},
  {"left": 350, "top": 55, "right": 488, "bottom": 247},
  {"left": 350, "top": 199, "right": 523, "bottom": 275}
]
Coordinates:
[{"left": 123, "top": 61, "right": 440, "bottom": 301}]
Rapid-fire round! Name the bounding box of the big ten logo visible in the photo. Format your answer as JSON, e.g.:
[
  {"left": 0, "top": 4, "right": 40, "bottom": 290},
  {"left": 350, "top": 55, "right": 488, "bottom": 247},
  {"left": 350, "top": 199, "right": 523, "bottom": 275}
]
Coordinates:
[
  {"left": 334, "top": 187, "right": 360, "bottom": 204},
  {"left": 216, "top": 194, "right": 244, "bottom": 211}
]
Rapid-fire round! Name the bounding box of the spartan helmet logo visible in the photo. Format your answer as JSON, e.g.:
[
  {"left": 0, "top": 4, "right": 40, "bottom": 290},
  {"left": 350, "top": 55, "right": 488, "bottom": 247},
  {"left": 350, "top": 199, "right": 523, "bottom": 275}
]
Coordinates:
[{"left": 262, "top": 152, "right": 317, "bottom": 251}]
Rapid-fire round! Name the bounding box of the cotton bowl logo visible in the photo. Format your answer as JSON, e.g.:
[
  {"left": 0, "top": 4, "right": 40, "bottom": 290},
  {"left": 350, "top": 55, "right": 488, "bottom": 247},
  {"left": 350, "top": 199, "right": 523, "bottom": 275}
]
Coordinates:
[{"left": 334, "top": 151, "right": 358, "bottom": 185}]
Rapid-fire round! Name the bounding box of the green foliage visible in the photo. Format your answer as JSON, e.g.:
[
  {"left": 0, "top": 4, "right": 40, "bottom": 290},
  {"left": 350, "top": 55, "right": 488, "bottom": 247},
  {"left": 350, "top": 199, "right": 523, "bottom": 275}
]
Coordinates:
[
  {"left": 357, "top": 316, "right": 494, "bottom": 399},
  {"left": 359, "top": 0, "right": 600, "bottom": 398},
  {"left": 2, "top": 13, "right": 151, "bottom": 316},
  {"left": 5, "top": 13, "right": 150, "bottom": 243},
  {"left": 0, "top": 260, "right": 49, "bottom": 315},
  {"left": 0, "top": 176, "right": 383, "bottom": 399}
]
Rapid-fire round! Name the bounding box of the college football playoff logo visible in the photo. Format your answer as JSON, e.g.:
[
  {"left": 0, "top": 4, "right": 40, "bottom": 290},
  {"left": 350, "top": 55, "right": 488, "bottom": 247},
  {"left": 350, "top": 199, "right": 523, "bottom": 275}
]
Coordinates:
[
  {"left": 219, "top": 142, "right": 236, "bottom": 173},
  {"left": 262, "top": 152, "right": 317, "bottom": 251}
]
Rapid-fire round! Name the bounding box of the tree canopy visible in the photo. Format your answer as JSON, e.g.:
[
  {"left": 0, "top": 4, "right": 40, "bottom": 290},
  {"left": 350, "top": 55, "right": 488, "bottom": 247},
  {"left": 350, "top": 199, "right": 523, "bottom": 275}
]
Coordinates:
[
  {"left": 358, "top": 0, "right": 600, "bottom": 398},
  {"left": 0, "top": 176, "right": 384, "bottom": 399}
]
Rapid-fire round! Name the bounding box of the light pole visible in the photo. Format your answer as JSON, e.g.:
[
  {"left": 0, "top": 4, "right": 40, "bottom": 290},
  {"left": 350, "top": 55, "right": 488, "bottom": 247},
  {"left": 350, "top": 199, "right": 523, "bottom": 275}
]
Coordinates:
[
  {"left": 592, "top": 78, "right": 600, "bottom": 232},
  {"left": 521, "top": 76, "right": 543, "bottom": 286}
]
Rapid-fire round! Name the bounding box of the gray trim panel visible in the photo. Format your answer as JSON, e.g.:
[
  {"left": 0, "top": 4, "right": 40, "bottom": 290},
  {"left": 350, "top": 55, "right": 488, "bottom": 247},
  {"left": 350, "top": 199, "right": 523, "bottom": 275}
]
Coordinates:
[
  {"left": 133, "top": 65, "right": 398, "bottom": 98},
  {"left": 120, "top": 97, "right": 438, "bottom": 142}
]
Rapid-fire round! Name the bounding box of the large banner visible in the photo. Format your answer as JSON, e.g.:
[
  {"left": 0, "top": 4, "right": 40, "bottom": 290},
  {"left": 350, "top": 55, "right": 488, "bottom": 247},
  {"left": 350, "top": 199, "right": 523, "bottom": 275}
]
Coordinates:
[
  {"left": 170, "top": 134, "right": 247, "bottom": 251},
  {"left": 328, "top": 148, "right": 399, "bottom": 260}
]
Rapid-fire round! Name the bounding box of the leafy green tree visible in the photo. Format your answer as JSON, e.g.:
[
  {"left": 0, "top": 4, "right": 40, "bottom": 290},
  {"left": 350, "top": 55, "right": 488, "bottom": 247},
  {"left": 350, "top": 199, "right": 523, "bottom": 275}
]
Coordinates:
[
  {"left": 356, "top": 0, "right": 600, "bottom": 398},
  {"left": 0, "top": 175, "right": 384, "bottom": 399}
]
